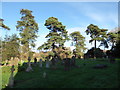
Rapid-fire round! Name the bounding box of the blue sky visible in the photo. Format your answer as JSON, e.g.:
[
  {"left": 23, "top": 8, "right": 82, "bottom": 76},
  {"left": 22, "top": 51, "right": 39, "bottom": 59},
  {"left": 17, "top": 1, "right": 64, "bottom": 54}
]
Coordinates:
[{"left": 1, "top": 2, "right": 118, "bottom": 52}]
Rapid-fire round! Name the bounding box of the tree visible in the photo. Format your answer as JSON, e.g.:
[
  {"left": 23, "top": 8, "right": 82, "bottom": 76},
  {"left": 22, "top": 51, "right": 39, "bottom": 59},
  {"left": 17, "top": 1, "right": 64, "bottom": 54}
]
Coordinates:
[
  {"left": 99, "top": 39, "right": 109, "bottom": 50},
  {"left": 85, "top": 24, "right": 108, "bottom": 58},
  {"left": 0, "top": 18, "right": 10, "bottom": 30},
  {"left": 0, "top": 19, "right": 10, "bottom": 61},
  {"left": 16, "top": 9, "right": 39, "bottom": 57},
  {"left": 107, "top": 31, "right": 118, "bottom": 50},
  {"left": 109, "top": 27, "right": 120, "bottom": 58},
  {"left": 85, "top": 47, "right": 105, "bottom": 58},
  {"left": 38, "top": 17, "right": 69, "bottom": 52},
  {"left": 1, "top": 34, "right": 20, "bottom": 61},
  {"left": 70, "top": 31, "right": 86, "bottom": 58}
]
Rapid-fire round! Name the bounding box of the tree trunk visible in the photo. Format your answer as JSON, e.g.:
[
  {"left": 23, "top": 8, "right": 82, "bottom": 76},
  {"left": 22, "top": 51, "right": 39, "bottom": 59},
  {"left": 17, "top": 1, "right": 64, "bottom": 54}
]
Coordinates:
[
  {"left": 111, "top": 42, "right": 114, "bottom": 51},
  {"left": 94, "top": 40, "right": 96, "bottom": 59}
]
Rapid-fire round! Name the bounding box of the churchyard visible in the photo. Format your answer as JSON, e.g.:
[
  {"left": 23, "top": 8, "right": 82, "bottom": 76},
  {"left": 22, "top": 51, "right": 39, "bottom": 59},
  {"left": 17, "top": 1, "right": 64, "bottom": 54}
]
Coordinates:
[
  {"left": 1, "top": 2, "right": 120, "bottom": 89},
  {"left": 1, "top": 58, "right": 119, "bottom": 88}
]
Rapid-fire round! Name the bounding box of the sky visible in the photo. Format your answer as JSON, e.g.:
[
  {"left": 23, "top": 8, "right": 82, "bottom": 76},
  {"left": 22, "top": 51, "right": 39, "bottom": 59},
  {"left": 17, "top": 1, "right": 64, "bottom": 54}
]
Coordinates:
[{"left": 1, "top": 1, "right": 118, "bottom": 52}]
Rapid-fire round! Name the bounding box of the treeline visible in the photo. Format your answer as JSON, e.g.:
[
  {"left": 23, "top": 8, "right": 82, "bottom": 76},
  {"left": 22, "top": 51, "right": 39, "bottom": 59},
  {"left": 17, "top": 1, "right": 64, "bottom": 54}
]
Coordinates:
[{"left": 0, "top": 9, "right": 120, "bottom": 61}]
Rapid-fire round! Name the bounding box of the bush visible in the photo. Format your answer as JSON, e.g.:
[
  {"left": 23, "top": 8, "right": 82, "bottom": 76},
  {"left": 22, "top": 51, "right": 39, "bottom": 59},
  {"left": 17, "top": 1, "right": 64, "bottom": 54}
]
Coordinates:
[{"left": 85, "top": 47, "right": 105, "bottom": 58}]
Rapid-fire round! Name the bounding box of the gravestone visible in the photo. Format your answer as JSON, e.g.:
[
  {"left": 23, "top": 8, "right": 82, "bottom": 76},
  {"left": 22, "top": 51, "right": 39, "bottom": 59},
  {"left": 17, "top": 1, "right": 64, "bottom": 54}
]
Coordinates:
[
  {"left": 34, "top": 57, "right": 37, "bottom": 66},
  {"left": 39, "top": 59, "right": 42, "bottom": 68},
  {"left": 46, "top": 60, "right": 50, "bottom": 68},
  {"left": 8, "top": 65, "right": 15, "bottom": 88},
  {"left": 71, "top": 56, "right": 76, "bottom": 67},
  {"left": 43, "top": 72, "right": 46, "bottom": 78},
  {"left": 64, "top": 58, "right": 70, "bottom": 71},
  {"left": 109, "top": 57, "right": 115, "bottom": 64},
  {"left": 51, "top": 57, "right": 57, "bottom": 69},
  {"left": 26, "top": 57, "right": 33, "bottom": 72},
  {"left": 61, "top": 59, "right": 65, "bottom": 65},
  {"left": 28, "top": 57, "right": 31, "bottom": 62},
  {"left": 51, "top": 58, "right": 55, "bottom": 66}
]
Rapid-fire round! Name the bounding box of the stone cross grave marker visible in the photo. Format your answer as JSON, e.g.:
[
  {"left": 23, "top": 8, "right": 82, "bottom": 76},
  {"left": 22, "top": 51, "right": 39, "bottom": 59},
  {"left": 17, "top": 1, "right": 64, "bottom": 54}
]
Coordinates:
[{"left": 8, "top": 65, "right": 15, "bottom": 88}]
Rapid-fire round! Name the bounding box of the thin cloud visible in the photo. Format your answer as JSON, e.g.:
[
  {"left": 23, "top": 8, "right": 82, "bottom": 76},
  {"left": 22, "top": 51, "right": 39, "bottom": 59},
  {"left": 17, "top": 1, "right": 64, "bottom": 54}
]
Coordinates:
[
  {"left": 67, "top": 2, "right": 118, "bottom": 26},
  {"left": 86, "top": 12, "right": 118, "bottom": 25}
]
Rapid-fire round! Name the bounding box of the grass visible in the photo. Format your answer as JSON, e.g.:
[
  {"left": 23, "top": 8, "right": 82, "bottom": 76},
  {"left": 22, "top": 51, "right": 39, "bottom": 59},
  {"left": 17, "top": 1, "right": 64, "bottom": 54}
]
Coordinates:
[{"left": 1, "top": 58, "right": 119, "bottom": 88}]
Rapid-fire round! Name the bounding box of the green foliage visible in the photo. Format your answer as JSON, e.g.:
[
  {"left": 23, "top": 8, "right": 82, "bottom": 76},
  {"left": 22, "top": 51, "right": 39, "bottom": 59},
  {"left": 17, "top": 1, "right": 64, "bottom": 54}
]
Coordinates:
[
  {"left": 0, "top": 18, "right": 10, "bottom": 30},
  {"left": 38, "top": 17, "right": 69, "bottom": 51},
  {"left": 1, "top": 34, "right": 20, "bottom": 61},
  {"left": 86, "top": 24, "right": 108, "bottom": 58},
  {"left": 110, "top": 30, "right": 120, "bottom": 58},
  {"left": 86, "top": 24, "right": 108, "bottom": 46},
  {"left": 48, "top": 51, "right": 55, "bottom": 57},
  {"left": 56, "top": 47, "right": 72, "bottom": 59},
  {"left": 85, "top": 47, "right": 105, "bottom": 58},
  {"left": 107, "top": 31, "right": 118, "bottom": 50},
  {"left": 70, "top": 31, "right": 86, "bottom": 58},
  {"left": 16, "top": 9, "right": 39, "bottom": 56}
]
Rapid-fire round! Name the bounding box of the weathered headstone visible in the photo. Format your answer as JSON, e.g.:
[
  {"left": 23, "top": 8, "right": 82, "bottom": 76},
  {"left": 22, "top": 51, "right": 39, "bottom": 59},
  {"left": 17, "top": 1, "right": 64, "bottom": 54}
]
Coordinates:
[
  {"left": 26, "top": 57, "right": 33, "bottom": 72},
  {"left": 8, "top": 65, "right": 15, "bottom": 88},
  {"left": 46, "top": 57, "right": 50, "bottom": 68},
  {"left": 43, "top": 72, "right": 46, "bottom": 78}
]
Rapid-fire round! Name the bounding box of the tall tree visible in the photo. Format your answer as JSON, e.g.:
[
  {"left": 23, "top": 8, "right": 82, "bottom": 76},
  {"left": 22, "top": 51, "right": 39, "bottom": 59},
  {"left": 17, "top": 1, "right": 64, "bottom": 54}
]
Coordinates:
[
  {"left": 70, "top": 31, "right": 86, "bottom": 58},
  {"left": 16, "top": 9, "right": 39, "bottom": 57},
  {"left": 85, "top": 24, "right": 108, "bottom": 58},
  {"left": 38, "top": 17, "right": 69, "bottom": 52}
]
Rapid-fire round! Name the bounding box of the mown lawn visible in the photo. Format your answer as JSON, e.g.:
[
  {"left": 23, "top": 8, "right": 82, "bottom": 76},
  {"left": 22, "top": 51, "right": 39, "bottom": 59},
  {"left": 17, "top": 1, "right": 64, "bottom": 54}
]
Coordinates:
[{"left": 1, "top": 59, "right": 119, "bottom": 88}]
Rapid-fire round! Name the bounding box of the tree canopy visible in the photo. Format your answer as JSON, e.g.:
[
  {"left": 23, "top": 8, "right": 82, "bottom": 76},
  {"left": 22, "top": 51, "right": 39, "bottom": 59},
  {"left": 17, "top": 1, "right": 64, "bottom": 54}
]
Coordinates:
[
  {"left": 70, "top": 31, "right": 86, "bottom": 58},
  {"left": 16, "top": 9, "right": 39, "bottom": 57},
  {"left": 38, "top": 17, "right": 69, "bottom": 51},
  {"left": 1, "top": 34, "right": 20, "bottom": 61},
  {"left": 86, "top": 24, "right": 108, "bottom": 58}
]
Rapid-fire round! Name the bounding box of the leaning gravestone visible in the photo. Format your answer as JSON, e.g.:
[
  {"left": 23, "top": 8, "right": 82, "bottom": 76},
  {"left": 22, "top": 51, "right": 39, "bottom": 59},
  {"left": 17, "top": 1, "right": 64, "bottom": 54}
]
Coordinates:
[
  {"left": 26, "top": 57, "right": 33, "bottom": 72},
  {"left": 8, "top": 65, "right": 15, "bottom": 88}
]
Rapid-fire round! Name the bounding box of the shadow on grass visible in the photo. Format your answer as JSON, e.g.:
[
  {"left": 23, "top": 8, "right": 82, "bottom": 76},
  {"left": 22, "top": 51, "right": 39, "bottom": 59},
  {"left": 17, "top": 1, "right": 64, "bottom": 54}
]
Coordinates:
[{"left": 3, "top": 58, "right": 120, "bottom": 89}]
